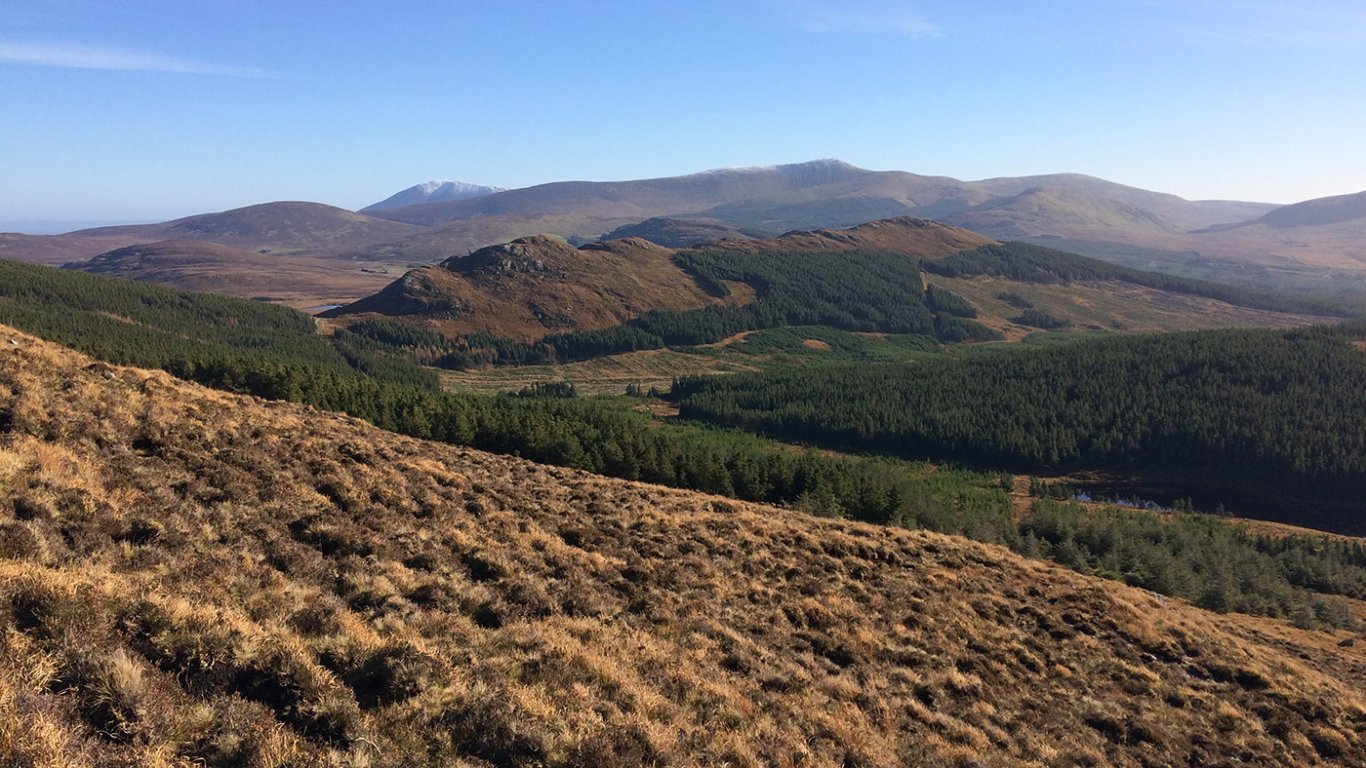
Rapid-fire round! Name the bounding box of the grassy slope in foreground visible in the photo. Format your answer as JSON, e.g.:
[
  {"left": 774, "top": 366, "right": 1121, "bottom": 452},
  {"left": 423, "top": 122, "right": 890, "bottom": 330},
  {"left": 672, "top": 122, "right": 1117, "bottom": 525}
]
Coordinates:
[{"left": 1, "top": 328, "right": 1364, "bottom": 767}]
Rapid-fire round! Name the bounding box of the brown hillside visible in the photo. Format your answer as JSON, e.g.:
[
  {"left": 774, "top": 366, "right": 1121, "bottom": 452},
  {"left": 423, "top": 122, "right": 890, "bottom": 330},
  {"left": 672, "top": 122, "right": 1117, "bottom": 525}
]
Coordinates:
[
  {"left": 926, "top": 274, "right": 1338, "bottom": 341},
  {"left": 74, "top": 201, "right": 425, "bottom": 256},
  {"left": 66, "top": 240, "right": 397, "bottom": 308},
  {"left": 327, "top": 236, "right": 724, "bottom": 341},
  {"left": 1257, "top": 189, "right": 1366, "bottom": 229},
  {"left": 0, "top": 231, "right": 154, "bottom": 267},
  {"left": 2, "top": 203, "right": 425, "bottom": 274},
  {"left": 1, "top": 328, "right": 1365, "bottom": 767},
  {"left": 600, "top": 217, "right": 760, "bottom": 248},
  {"left": 326, "top": 218, "right": 994, "bottom": 341},
  {"left": 714, "top": 216, "right": 994, "bottom": 258}
]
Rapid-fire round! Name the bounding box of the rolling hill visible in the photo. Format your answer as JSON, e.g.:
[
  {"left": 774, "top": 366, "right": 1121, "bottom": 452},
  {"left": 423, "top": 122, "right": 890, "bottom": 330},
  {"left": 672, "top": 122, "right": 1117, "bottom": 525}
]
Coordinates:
[
  {"left": 323, "top": 217, "right": 1000, "bottom": 342},
  {"left": 1258, "top": 189, "right": 1366, "bottom": 229},
  {"left": 599, "top": 216, "right": 761, "bottom": 248},
  {"left": 37, "top": 203, "right": 429, "bottom": 306},
  {"left": 348, "top": 161, "right": 1283, "bottom": 271},
  {"left": 2, "top": 201, "right": 422, "bottom": 275},
  {"left": 2, "top": 327, "right": 1364, "bottom": 766},
  {"left": 65, "top": 240, "right": 398, "bottom": 306},
  {"left": 72, "top": 201, "right": 424, "bottom": 255},
  {"left": 325, "top": 235, "right": 730, "bottom": 341},
  {"left": 327, "top": 217, "right": 1341, "bottom": 358},
  {"left": 0, "top": 230, "right": 159, "bottom": 267},
  {"left": 6, "top": 163, "right": 1364, "bottom": 297}
]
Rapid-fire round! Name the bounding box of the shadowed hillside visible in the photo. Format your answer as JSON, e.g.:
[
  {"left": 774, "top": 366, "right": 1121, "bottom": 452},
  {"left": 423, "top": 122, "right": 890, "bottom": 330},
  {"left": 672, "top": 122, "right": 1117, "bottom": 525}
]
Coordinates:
[{"left": 1, "top": 327, "right": 1364, "bottom": 766}]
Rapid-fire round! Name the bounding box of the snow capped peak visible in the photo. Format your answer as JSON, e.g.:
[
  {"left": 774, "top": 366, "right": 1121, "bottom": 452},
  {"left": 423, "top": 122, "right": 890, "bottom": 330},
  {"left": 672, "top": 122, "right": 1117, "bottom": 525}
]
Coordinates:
[
  {"left": 363, "top": 180, "right": 508, "bottom": 212},
  {"left": 686, "top": 159, "right": 864, "bottom": 178}
]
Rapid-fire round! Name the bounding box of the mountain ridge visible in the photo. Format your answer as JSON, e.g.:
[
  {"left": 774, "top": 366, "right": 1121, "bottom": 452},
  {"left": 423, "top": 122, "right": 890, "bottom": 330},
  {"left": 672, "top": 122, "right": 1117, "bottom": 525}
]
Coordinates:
[{"left": 5, "top": 161, "right": 1364, "bottom": 295}]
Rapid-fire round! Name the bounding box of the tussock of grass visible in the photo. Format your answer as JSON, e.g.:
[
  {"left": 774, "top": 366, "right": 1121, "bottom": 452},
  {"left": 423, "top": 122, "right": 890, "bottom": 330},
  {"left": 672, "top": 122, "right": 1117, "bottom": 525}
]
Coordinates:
[{"left": 1, "top": 326, "right": 1364, "bottom": 766}]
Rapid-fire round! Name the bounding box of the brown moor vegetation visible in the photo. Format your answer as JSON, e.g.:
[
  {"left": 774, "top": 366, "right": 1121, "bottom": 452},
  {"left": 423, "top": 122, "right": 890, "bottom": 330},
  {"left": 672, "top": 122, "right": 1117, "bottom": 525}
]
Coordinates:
[
  {"left": 1, "top": 327, "right": 1364, "bottom": 767},
  {"left": 326, "top": 236, "right": 738, "bottom": 342},
  {"left": 70, "top": 240, "right": 397, "bottom": 309}
]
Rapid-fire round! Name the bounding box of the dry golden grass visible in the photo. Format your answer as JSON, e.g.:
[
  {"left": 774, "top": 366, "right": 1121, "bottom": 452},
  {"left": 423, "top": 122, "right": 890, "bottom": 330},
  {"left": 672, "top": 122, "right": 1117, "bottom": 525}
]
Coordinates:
[{"left": 1, "top": 326, "right": 1364, "bottom": 766}]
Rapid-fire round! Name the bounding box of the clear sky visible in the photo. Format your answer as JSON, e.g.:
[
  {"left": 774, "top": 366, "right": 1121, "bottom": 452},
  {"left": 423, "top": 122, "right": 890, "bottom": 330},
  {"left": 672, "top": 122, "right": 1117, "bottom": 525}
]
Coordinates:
[{"left": 2, "top": 0, "right": 1364, "bottom": 226}]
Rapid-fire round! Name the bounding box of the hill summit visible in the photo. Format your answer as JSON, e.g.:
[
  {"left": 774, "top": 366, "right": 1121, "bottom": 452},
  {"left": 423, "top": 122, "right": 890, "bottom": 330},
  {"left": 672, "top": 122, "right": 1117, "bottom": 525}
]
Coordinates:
[
  {"left": 325, "top": 234, "right": 724, "bottom": 340},
  {"left": 363, "top": 180, "right": 508, "bottom": 212}
]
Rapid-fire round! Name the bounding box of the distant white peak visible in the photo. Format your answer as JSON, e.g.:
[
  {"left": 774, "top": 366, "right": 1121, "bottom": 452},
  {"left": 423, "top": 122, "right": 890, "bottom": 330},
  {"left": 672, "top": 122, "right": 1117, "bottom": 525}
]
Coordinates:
[
  {"left": 689, "top": 159, "right": 859, "bottom": 177},
  {"left": 363, "top": 179, "right": 507, "bottom": 211},
  {"left": 413, "top": 180, "right": 505, "bottom": 194}
]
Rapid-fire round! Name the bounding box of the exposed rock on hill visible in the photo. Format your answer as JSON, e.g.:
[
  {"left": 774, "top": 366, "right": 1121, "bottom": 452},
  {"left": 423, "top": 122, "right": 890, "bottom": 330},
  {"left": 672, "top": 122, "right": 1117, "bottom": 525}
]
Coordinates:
[{"left": 326, "top": 235, "right": 722, "bottom": 340}]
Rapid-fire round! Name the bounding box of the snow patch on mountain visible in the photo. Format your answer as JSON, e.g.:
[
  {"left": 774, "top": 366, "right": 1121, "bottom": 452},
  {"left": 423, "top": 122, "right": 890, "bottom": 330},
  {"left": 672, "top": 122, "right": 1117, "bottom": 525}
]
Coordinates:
[{"left": 362, "top": 180, "right": 507, "bottom": 212}]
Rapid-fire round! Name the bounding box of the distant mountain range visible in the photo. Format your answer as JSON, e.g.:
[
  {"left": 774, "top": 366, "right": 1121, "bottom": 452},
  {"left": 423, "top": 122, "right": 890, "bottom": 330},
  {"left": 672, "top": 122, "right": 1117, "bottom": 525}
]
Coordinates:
[
  {"left": 3, "top": 159, "right": 1364, "bottom": 307},
  {"left": 362, "top": 180, "right": 507, "bottom": 211},
  {"left": 355, "top": 160, "right": 1366, "bottom": 285}
]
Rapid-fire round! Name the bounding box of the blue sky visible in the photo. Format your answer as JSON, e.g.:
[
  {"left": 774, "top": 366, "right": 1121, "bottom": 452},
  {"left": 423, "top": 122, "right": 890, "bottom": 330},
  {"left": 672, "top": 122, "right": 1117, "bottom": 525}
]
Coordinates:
[{"left": 2, "top": 0, "right": 1364, "bottom": 226}]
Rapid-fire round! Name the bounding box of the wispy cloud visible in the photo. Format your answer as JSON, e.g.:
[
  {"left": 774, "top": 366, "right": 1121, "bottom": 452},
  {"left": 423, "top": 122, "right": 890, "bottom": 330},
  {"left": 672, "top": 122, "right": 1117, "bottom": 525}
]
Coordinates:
[
  {"left": 785, "top": 1, "right": 938, "bottom": 39},
  {"left": 0, "top": 41, "right": 272, "bottom": 77}
]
